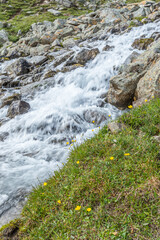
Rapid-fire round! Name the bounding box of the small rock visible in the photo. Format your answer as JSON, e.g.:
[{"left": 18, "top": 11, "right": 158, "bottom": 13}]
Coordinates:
[
  {"left": 7, "top": 100, "right": 30, "bottom": 118},
  {"left": 102, "top": 44, "right": 114, "bottom": 51},
  {"left": 108, "top": 122, "right": 126, "bottom": 133},
  {"left": 0, "top": 132, "right": 9, "bottom": 141},
  {"left": 152, "top": 135, "right": 160, "bottom": 143},
  {"left": 48, "top": 9, "right": 61, "bottom": 16}
]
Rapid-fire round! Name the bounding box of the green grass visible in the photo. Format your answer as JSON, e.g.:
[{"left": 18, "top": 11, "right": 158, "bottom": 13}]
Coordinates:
[
  {"left": 0, "top": 0, "right": 90, "bottom": 44},
  {"left": 1, "top": 98, "right": 159, "bottom": 239}
]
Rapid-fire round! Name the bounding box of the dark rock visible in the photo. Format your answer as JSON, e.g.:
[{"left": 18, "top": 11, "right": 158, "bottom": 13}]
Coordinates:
[
  {"left": 83, "top": 109, "right": 107, "bottom": 124},
  {"left": 102, "top": 44, "right": 114, "bottom": 51},
  {"left": 132, "top": 38, "right": 154, "bottom": 50},
  {"left": 0, "top": 132, "right": 9, "bottom": 141},
  {"left": 0, "top": 75, "right": 12, "bottom": 87},
  {"left": 7, "top": 100, "right": 30, "bottom": 118},
  {"left": 75, "top": 48, "right": 99, "bottom": 65},
  {"left": 5, "top": 58, "right": 31, "bottom": 76}
]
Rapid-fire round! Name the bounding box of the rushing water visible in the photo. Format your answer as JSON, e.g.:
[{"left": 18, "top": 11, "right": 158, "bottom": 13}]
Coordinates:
[{"left": 0, "top": 21, "right": 160, "bottom": 226}]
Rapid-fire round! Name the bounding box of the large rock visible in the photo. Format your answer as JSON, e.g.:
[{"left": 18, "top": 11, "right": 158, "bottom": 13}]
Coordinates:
[
  {"left": 7, "top": 100, "right": 30, "bottom": 118},
  {"left": 5, "top": 58, "right": 31, "bottom": 76},
  {"left": 107, "top": 39, "right": 160, "bottom": 109},
  {"left": 135, "top": 58, "right": 160, "bottom": 100},
  {"left": 106, "top": 69, "right": 145, "bottom": 108},
  {"left": 1, "top": 93, "right": 21, "bottom": 108},
  {"left": 133, "top": 7, "right": 146, "bottom": 18},
  {"left": 75, "top": 48, "right": 99, "bottom": 65},
  {"left": 132, "top": 38, "right": 154, "bottom": 50}
]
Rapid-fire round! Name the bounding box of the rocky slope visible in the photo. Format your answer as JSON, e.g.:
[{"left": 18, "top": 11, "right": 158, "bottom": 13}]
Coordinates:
[
  {"left": 0, "top": 0, "right": 160, "bottom": 232},
  {"left": 0, "top": 0, "right": 160, "bottom": 117}
]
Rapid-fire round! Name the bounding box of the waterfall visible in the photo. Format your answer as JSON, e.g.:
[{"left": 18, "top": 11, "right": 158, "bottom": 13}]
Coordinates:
[{"left": 0, "top": 21, "right": 160, "bottom": 226}]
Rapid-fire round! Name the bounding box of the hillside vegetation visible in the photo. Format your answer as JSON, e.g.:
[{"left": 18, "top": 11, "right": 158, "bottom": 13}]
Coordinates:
[{"left": 1, "top": 98, "right": 159, "bottom": 239}]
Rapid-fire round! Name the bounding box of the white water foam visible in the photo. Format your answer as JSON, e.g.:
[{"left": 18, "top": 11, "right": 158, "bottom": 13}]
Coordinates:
[{"left": 0, "top": 21, "right": 160, "bottom": 226}]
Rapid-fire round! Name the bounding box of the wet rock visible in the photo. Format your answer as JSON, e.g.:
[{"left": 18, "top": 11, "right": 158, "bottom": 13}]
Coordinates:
[
  {"left": 42, "top": 70, "right": 57, "bottom": 80},
  {"left": 1, "top": 93, "right": 21, "bottom": 108},
  {"left": 0, "top": 75, "right": 12, "bottom": 88},
  {"left": 123, "top": 51, "right": 140, "bottom": 65},
  {"left": 106, "top": 72, "right": 144, "bottom": 109},
  {"left": 75, "top": 48, "right": 99, "bottom": 65},
  {"left": 28, "top": 56, "right": 47, "bottom": 66},
  {"left": 0, "top": 30, "right": 8, "bottom": 45},
  {"left": 83, "top": 109, "right": 107, "bottom": 124},
  {"left": 108, "top": 122, "right": 126, "bottom": 133},
  {"left": 0, "top": 132, "right": 9, "bottom": 141},
  {"left": 102, "top": 44, "right": 114, "bottom": 51},
  {"left": 0, "top": 117, "right": 9, "bottom": 127},
  {"left": 54, "top": 51, "right": 73, "bottom": 67},
  {"left": 7, "top": 100, "right": 30, "bottom": 118},
  {"left": 61, "top": 63, "right": 83, "bottom": 73},
  {"left": 132, "top": 38, "right": 154, "bottom": 50},
  {"left": 5, "top": 58, "right": 31, "bottom": 76}
]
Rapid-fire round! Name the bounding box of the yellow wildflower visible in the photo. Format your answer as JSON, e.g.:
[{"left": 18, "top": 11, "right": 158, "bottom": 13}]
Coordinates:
[
  {"left": 128, "top": 105, "right": 133, "bottom": 109},
  {"left": 110, "top": 157, "right": 114, "bottom": 160},
  {"left": 76, "top": 161, "right": 80, "bottom": 164},
  {"left": 124, "top": 153, "right": 130, "bottom": 156},
  {"left": 87, "top": 208, "right": 91, "bottom": 212},
  {"left": 75, "top": 205, "right": 81, "bottom": 210},
  {"left": 43, "top": 182, "right": 47, "bottom": 186},
  {"left": 57, "top": 200, "right": 61, "bottom": 204},
  {"left": 145, "top": 99, "right": 147, "bottom": 102},
  {"left": 152, "top": 96, "right": 154, "bottom": 98}
]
